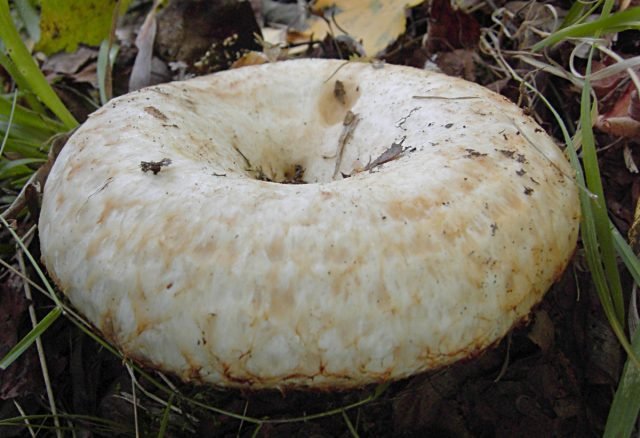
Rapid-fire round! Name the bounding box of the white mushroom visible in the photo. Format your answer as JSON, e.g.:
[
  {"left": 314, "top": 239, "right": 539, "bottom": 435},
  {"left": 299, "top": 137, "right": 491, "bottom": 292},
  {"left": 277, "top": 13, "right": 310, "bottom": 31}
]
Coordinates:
[{"left": 39, "top": 59, "right": 580, "bottom": 389}]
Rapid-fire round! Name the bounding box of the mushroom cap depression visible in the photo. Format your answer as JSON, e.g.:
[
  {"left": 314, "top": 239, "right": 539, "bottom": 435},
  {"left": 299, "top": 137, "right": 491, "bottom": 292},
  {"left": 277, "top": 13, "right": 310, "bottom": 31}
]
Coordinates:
[{"left": 39, "top": 59, "right": 580, "bottom": 389}]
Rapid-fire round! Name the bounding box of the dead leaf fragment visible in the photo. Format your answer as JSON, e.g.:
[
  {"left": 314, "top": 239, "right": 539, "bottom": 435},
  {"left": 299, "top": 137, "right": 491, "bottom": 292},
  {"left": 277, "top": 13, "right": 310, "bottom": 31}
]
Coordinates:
[
  {"left": 364, "top": 137, "right": 411, "bottom": 172},
  {"left": 307, "top": 0, "right": 425, "bottom": 56},
  {"left": 435, "top": 49, "right": 476, "bottom": 81},
  {"left": 231, "top": 51, "right": 270, "bottom": 69},
  {"left": 527, "top": 309, "right": 554, "bottom": 354},
  {"left": 592, "top": 60, "right": 640, "bottom": 139}
]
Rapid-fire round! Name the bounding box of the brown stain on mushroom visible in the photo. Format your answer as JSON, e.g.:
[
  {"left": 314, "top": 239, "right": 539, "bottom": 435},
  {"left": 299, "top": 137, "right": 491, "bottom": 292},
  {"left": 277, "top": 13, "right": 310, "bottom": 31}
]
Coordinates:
[
  {"left": 131, "top": 274, "right": 155, "bottom": 337},
  {"left": 144, "top": 106, "right": 169, "bottom": 122},
  {"left": 55, "top": 191, "right": 65, "bottom": 207},
  {"left": 85, "top": 228, "right": 111, "bottom": 259},
  {"left": 204, "top": 78, "right": 245, "bottom": 100},
  {"left": 96, "top": 197, "right": 140, "bottom": 225},
  {"left": 99, "top": 308, "right": 117, "bottom": 343},
  {"left": 317, "top": 79, "right": 360, "bottom": 125},
  {"left": 65, "top": 157, "right": 86, "bottom": 180},
  {"left": 386, "top": 196, "right": 432, "bottom": 221},
  {"left": 266, "top": 236, "right": 284, "bottom": 261}
]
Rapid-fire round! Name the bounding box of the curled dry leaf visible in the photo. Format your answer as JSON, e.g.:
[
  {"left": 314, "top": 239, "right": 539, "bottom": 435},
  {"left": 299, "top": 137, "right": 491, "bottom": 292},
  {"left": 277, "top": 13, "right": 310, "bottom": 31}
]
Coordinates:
[
  {"left": 595, "top": 87, "right": 640, "bottom": 139},
  {"left": 593, "top": 59, "right": 640, "bottom": 139}
]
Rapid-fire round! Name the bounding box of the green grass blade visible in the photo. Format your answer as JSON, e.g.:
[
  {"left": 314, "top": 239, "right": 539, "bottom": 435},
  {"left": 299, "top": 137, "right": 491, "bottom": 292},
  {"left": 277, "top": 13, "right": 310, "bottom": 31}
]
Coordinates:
[
  {"left": 580, "top": 51, "right": 625, "bottom": 323},
  {"left": 0, "top": 307, "right": 62, "bottom": 370},
  {"left": 0, "top": 122, "right": 51, "bottom": 143},
  {"left": 0, "top": 0, "right": 78, "bottom": 129},
  {"left": 342, "top": 410, "right": 360, "bottom": 438},
  {"left": 612, "top": 225, "right": 640, "bottom": 287},
  {"left": 0, "top": 157, "right": 45, "bottom": 179},
  {"left": 372, "top": 381, "right": 391, "bottom": 400},
  {"left": 0, "top": 413, "right": 133, "bottom": 434},
  {"left": 97, "top": 40, "right": 119, "bottom": 105},
  {"left": 0, "top": 138, "right": 48, "bottom": 158},
  {"left": 490, "top": 52, "right": 638, "bottom": 364},
  {"left": 604, "top": 327, "right": 640, "bottom": 438},
  {"left": 0, "top": 216, "right": 62, "bottom": 306},
  {"left": 533, "top": 6, "right": 640, "bottom": 51},
  {"left": 13, "top": 0, "right": 40, "bottom": 42},
  {"left": 250, "top": 424, "right": 263, "bottom": 438},
  {"left": 560, "top": 0, "right": 599, "bottom": 28},
  {"left": 0, "top": 88, "right": 17, "bottom": 157},
  {"left": 0, "top": 94, "right": 66, "bottom": 133},
  {"left": 560, "top": 1, "right": 589, "bottom": 28},
  {"left": 0, "top": 48, "right": 45, "bottom": 113},
  {"left": 156, "top": 393, "right": 174, "bottom": 438}
]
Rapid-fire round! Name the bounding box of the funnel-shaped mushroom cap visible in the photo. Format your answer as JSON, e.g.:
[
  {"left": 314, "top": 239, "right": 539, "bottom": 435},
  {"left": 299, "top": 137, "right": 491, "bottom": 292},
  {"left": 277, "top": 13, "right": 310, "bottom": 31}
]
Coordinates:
[{"left": 39, "top": 59, "right": 580, "bottom": 389}]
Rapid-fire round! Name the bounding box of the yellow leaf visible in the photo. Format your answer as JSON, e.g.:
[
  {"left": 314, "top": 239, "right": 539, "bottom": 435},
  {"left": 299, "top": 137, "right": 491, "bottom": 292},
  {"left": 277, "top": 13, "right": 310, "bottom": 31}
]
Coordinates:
[
  {"left": 36, "top": 0, "right": 131, "bottom": 55},
  {"left": 308, "top": 0, "right": 424, "bottom": 56}
]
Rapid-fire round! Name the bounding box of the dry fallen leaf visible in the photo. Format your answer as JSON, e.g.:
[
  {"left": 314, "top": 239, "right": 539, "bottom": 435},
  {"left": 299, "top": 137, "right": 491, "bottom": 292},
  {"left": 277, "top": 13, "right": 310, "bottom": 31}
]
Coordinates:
[
  {"left": 307, "top": 0, "right": 424, "bottom": 56},
  {"left": 592, "top": 60, "right": 640, "bottom": 139},
  {"left": 595, "top": 86, "right": 640, "bottom": 139}
]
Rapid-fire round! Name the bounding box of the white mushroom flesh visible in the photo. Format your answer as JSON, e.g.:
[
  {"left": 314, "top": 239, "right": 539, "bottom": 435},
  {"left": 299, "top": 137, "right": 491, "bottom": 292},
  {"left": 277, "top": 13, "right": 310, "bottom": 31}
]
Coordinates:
[{"left": 39, "top": 59, "right": 580, "bottom": 389}]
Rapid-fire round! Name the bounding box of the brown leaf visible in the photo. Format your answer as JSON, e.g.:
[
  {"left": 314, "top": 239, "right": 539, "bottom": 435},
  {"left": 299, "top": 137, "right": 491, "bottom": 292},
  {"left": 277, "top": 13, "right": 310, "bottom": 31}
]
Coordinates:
[
  {"left": 595, "top": 82, "right": 640, "bottom": 138},
  {"left": 42, "top": 46, "right": 97, "bottom": 78},
  {"left": 435, "top": 48, "right": 476, "bottom": 81},
  {"left": 527, "top": 309, "right": 555, "bottom": 354}
]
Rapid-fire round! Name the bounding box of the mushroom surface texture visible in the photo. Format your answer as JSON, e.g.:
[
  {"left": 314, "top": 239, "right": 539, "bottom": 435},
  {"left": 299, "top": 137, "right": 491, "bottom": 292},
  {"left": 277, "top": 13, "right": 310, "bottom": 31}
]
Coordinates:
[{"left": 39, "top": 59, "right": 580, "bottom": 389}]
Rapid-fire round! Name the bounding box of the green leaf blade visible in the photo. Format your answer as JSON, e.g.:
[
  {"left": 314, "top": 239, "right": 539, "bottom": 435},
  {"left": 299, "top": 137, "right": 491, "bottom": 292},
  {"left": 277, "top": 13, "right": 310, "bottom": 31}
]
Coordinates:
[{"left": 0, "top": 307, "right": 62, "bottom": 370}]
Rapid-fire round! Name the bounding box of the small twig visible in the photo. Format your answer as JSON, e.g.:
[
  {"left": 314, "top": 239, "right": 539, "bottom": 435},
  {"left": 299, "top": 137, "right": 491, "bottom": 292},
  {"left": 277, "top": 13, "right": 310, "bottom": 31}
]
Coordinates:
[
  {"left": 0, "top": 257, "right": 49, "bottom": 298},
  {"left": 494, "top": 332, "right": 512, "bottom": 382},
  {"left": 126, "top": 364, "right": 140, "bottom": 438},
  {"left": 17, "top": 250, "right": 62, "bottom": 438},
  {"left": 237, "top": 400, "right": 250, "bottom": 438},
  {"left": 412, "top": 95, "right": 480, "bottom": 100},
  {"left": 12, "top": 401, "right": 36, "bottom": 438},
  {"left": 0, "top": 87, "right": 18, "bottom": 158},
  {"left": 341, "top": 410, "right": 360, "bottom": 438},
  {"left": 332, "top": 111, "right": 360, "bottom": 179}
]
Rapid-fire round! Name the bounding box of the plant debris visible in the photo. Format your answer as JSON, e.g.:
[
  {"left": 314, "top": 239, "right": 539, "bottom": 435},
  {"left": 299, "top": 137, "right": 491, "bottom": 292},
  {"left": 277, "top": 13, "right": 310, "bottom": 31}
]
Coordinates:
[
  {"left": 363, "top": 137, "right": 413, "bottom": 172},
  {"left": 330, "top": 110, "right": 360, "bottom": 179},
  {"left": 140, "top": 158, "right": 172, "bottom": 175}
]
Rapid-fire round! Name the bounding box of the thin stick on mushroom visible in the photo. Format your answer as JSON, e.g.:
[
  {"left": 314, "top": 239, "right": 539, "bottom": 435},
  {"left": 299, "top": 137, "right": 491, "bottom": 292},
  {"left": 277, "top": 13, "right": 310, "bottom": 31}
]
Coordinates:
[{"left": 332, "top": 110, "right": 359, "bottom": 179}]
